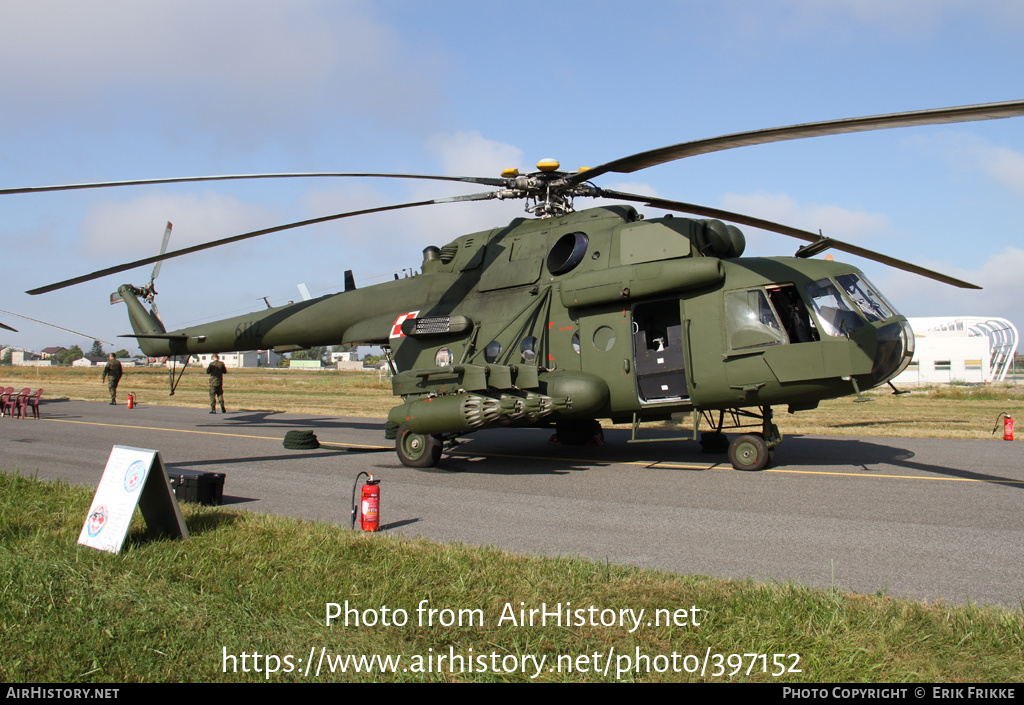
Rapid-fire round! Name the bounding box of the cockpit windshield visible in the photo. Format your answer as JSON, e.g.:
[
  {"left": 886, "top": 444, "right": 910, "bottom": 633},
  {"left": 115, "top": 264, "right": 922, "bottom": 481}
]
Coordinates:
[
  {"left": 805, "top": 274, "right": 899, "bottom": 337},
  {"left": 804, "top": 279, "right": 865, "bottom": 337},
  {"left": 835, "top": 273, "right": 896, "bottom": 322}
]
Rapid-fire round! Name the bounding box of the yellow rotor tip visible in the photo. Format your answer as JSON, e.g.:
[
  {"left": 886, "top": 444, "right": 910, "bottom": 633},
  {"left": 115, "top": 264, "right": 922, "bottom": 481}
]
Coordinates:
[
  {"left": 501, "top": 167, "right": 520, "bottom": 178},
  {"left": 536, "top": 158, "right": 560, "bottom": 172}
]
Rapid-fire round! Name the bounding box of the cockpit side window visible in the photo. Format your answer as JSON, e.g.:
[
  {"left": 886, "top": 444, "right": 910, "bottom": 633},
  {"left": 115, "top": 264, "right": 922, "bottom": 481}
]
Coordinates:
[{"left": 725, "top": 289, "right": 787, "bottom": 350}]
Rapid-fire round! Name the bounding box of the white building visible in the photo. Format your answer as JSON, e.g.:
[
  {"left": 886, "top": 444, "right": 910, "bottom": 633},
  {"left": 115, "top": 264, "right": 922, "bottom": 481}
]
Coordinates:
[
  {"left": 12, "top": 351, "right": 52, "bottom": 367},
  {"left": 183, "top": 350, "right": 282, "bottom": 369},
  {"left": 72, "top": 355, "right": 107, "bottom": 367},
  {"left": 892, "top": 317, "right": 1019, "bottom": 386}
]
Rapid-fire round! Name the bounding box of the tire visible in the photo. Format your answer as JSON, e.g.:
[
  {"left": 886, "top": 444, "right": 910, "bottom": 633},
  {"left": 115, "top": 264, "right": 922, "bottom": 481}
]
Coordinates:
[
  {"left": 396, "top": 426, "right": 443, "bottom": 468},
  {"left": 728, "top": 433, "right": 770, "bottom": 471}
]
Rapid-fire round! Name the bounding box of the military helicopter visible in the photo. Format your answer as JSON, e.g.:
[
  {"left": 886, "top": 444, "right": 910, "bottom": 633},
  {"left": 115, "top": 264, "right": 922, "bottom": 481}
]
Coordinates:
[{"left": 11, "top": 99, "right": 1024, "bottom": 470}]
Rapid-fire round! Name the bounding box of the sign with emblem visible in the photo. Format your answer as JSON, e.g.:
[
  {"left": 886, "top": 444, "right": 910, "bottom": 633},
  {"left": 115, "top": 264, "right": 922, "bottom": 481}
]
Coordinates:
[{"left": 78, "top": 446, "right": 189, "bottom": 554}]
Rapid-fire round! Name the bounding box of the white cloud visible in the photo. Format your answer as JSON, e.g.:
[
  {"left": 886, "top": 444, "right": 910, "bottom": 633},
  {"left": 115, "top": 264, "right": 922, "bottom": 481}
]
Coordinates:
[
  {"left": 870, "top": 247, "right": 1024, "bottom": 338},
  {"left": 769, "top": 0, "right": 1024, "bottom": 37},
  {"left": 719, "top": 192, "right": 891, "bottom": 251},
  {"left": 81, "top": 192, "right": 279, "bottom": 261},
  {"left": 907, "top": 132, "right": 1024, "bottom": 197},
  {"left": 0, "top": 1, "right": 442, "bottom": 138},
  {"left": 961, "top": 140, "right": 1024, "bottom": 196},
  {"left": 426, "top": 131, "right": 524, "bottom": 177}
]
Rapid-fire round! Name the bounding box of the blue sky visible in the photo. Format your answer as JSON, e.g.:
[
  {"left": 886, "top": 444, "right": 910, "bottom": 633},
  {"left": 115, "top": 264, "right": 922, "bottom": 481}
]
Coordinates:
[{"left": 2, "top": 0, "right": 1023, "bottom": 353}]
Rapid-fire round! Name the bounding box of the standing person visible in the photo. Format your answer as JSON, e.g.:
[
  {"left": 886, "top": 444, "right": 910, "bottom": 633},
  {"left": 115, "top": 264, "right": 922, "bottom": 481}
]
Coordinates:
[
  {"left": 101, "top": 353, "right": 123, "bottom": 405},
  {"left": 207, "top": 353, "right": 227, "bottom": 414}
]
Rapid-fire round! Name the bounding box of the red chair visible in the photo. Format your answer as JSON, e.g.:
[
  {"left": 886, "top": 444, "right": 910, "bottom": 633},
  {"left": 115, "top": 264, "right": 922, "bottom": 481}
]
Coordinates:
[
  {"left": 0, "top": 387, "right": 12, "bottom": 418},
  {"left": 22, "top": 389, "right": 42, "bottom": 419},
  {"left": 12, "top": 388, "right": 29, "bottom": 419},
  {"left": 3, "top": 388, "right": 27, "bottom": 418}
]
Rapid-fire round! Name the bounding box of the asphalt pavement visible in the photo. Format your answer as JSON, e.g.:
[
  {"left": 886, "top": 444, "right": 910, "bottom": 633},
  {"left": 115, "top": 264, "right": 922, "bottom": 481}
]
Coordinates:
[{"left": 3, "top": 399, "right": 1022, "bottom": 609}]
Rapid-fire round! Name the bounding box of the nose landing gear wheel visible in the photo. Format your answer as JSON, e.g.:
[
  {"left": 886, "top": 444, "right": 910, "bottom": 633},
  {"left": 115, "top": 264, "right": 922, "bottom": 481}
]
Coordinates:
[
  {"left": 396, "top": 426, "right": 443, "bottom": 468},
  {"left": 728, "top": 433, "right": 772, "bottom": 471}
]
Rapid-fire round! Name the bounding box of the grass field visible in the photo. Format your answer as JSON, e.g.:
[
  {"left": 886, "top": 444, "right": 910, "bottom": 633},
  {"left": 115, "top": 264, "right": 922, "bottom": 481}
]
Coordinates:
[
  {"left": 2, "top": 364, "right": 1021, "bottom": 440},
  {"left": 2, "top": 472, "right": 1021, "bottom": 683},
  {"left": 2, "top": 366, "right": 1022, "bottom": 682}
]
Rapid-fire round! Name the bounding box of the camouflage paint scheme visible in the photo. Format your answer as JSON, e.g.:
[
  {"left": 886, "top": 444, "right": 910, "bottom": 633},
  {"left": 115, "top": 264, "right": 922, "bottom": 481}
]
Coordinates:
[{"left": 119, "top": 204, "right": 912, "bottom": 469}]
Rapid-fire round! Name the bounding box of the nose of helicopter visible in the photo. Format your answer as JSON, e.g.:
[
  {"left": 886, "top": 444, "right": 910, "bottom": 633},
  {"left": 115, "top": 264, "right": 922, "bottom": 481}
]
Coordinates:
[{"left": 871, "top": 319, "right": 915, "bottom": 383}]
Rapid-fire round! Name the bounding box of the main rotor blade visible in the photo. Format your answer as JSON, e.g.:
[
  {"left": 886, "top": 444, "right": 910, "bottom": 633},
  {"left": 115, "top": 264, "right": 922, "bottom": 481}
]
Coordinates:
[
  {"left": 0, "top": 308, "right": 112, "bottom": 344},
  {"left": 600, "top": 189, "right": 981, "bottom": 289},
  {"left": 28, "top": 191, "right": 497, "bottom": 295},
  {"left": 573, "top": 99, "right": 1024, "bottom": 183},
  {"left": 1, "top": 172, "right": 508, "bottom": 196}
]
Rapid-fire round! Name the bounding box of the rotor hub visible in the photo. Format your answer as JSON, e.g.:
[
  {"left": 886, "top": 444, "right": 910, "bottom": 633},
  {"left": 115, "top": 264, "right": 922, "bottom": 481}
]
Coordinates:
[{"left": 494, "top": 167, "right": 602, "bottom": 218}]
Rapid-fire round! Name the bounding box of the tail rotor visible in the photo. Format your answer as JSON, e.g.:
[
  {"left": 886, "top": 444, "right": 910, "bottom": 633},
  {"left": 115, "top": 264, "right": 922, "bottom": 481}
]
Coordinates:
[{"left": 111, "top": 222, "right": 172, "bottom": 324}]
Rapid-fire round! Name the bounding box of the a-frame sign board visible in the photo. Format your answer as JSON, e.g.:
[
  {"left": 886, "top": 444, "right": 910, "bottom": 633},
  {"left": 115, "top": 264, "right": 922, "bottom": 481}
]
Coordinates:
[{"left": 78, "top": 445, "right": 189, "bottom": 554}]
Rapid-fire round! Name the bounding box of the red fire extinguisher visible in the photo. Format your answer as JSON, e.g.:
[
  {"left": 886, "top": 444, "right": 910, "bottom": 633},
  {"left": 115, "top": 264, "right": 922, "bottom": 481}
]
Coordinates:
[
  {"left": 127, "top": 393, "right": 135, "bottom": 409},
  {"left": 993, "top": 413, "right": 1014, "bottom": 441},
  {"left": 351, "top": 473, "right": 381, "bottom": 531}
]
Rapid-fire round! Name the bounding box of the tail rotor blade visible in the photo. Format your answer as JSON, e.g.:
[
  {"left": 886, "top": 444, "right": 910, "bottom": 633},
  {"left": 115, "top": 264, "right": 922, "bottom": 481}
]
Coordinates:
[{"left": 150, "top": 222, "right": 173, "bottom": 286}]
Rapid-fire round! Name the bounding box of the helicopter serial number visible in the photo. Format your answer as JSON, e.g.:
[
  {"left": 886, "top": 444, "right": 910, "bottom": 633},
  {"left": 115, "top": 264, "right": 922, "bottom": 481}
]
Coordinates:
[{"left": 235, "top": 321, "right": 262, "bottom": 339}]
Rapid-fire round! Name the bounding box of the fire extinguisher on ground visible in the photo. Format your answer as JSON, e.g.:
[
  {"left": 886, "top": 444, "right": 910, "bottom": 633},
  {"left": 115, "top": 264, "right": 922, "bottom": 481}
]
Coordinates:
[
  {"left": 351, "top": 472, "right": 381, "bottom": 531},
  {"left": 127, "top": 393, "right": 136, "bottom": 409},
  {"left": 993, "top": 413, "right": 1014, "bottom": 441}
]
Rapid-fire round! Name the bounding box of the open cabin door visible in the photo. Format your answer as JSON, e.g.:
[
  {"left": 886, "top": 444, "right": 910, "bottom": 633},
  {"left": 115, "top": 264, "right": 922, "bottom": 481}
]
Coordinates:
[{"left": 632, "top": 300, "right": 689, "bottom": 402}]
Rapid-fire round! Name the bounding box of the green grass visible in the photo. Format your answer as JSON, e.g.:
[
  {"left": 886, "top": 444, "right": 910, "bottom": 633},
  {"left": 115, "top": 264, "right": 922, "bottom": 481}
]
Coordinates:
[{"left": 2, "top": 472, "right": 1021, "bottom": 683}]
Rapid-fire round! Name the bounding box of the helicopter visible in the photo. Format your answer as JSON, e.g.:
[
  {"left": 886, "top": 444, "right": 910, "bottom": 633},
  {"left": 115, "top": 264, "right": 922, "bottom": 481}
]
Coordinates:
[{"left": 11, "top": 99, "right": 1024, "bottom": 470}]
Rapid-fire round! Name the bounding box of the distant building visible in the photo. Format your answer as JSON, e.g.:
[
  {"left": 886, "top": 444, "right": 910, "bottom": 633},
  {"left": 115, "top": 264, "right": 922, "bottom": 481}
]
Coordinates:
[
  {"left": 72, "top": 355, "right": 107, "bottom": 367},
  {"left": 12, "top": 351, "right": 52, "bottom": 367},
  {"left": 183, "top": 350, "right": 282, "bottom": 368},
  {"left": 330, "top": 351, "right": 356, "bottom": 363},
  {"left": 40, "top": 346, "right": 66, "bottom": 359},
  {"left": 892, "top": 317, "right": 1019, "bottom": 386}
]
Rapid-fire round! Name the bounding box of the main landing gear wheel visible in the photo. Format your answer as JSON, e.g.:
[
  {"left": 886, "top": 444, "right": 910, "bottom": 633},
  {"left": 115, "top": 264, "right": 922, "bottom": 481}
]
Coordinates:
[
  {"left": 728, "top": 434, "right": 773, "bottom": 471},
  {"left": 396, "top": 426, "right": 443, "bottom": 468}
]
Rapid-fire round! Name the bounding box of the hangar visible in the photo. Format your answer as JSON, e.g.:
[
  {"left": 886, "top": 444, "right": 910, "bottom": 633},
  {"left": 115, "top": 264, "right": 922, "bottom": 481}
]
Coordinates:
[{"left": 892, "top": 317, "right": 1019, "bottom": 386}]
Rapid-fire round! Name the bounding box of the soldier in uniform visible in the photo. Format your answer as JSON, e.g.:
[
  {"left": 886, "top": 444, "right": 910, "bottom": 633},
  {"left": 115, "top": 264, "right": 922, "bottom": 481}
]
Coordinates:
[
  {"left": 101, "top": 353, "right": 123, "bottom": 405},
  {"left": 207, "top": 353, "right": 228, "bottom": 413}
]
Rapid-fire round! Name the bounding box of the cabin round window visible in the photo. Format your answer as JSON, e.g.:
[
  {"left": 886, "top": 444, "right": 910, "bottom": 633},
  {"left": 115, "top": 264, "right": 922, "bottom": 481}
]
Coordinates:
[
  {"left": 520, "top": 336, "right": 537, "bottom": 362},
  {"left": 592, "top": 326, "right": 616, "bottom": 352},
  {"left": 547, "top": 232, "right": 589, "bottom": 275},
  {"left": 484, "top": 340, "right": 502, "bottom": 363}
]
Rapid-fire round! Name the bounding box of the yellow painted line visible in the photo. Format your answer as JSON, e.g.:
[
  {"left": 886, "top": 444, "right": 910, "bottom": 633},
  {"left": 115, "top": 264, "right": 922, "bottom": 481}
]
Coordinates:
[
  {"left": 764, "top": 467, "right": 1024, "bottom": 484},
  {"left": 456, "top": 450, "right": 1024, "bottom": 483},
  {"left": 41, "top": 417, "right": 390, "bottom": 450}
]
